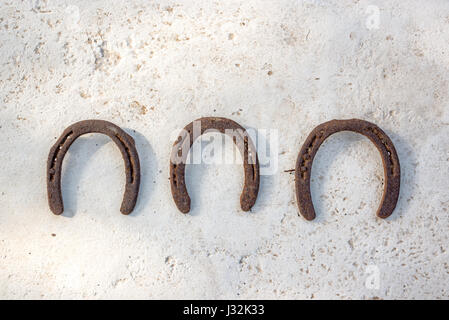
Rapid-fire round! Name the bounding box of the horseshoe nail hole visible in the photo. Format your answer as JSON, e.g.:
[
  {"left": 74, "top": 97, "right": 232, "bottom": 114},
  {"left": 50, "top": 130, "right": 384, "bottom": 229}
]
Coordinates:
[
  {"left": 172, "top": 164, "right": 178, "bottom": 187},
  {"left": 318, "top": 130, "right": 325, "bottom": 138},
  {"left": 300, "top": 133, "right": 321, "bottom": 180},
  {"left": 50, "top": 131, "right": 73, "bottom": 173},
  {"left": 366, "top": 126, "right": 395, "bottom": 174}
]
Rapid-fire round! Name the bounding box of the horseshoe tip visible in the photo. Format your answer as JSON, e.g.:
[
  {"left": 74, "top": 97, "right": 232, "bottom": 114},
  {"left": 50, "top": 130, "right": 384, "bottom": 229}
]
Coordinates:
[
  {"left": 303, "top": 213, "right": 316, "bottom": 221},
  {"left": 120, "top": 201, "right": 137, "bottom": 215},
  {"left": 377, "top": 211, "right": 393, "bottom": 219},
  {"left": 120, "top": 209, "right": 132, "bottom": 215},
  {"left": 180, "top": 207, "right": 190, "bottom": 214},
  {"left": 50, "top": 206, "right": 63, "bottom": 215}
]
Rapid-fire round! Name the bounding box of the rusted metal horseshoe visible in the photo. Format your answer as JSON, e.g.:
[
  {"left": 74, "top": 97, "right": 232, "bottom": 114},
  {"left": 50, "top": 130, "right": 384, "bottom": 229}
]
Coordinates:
[
  {"left": 295, "top": 119, "right": 400, "bottom": 220},
  {"left": 47, "top": 120, "right": 140, "bottom": 215},
  {"left": 170, "top": 117, "right": 260, "bottom": 213}
]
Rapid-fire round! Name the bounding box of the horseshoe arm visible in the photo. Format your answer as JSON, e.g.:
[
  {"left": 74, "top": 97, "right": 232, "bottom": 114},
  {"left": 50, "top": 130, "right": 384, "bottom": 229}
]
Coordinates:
[
  {"left": 295, "top": 119, "right": 400, "bottom": 220},
  {"left": 170, "top": 117, "right": 260, "bottom": 213},
  {"left": 47, "top": 120, "right": 140, "bottom": 215}
]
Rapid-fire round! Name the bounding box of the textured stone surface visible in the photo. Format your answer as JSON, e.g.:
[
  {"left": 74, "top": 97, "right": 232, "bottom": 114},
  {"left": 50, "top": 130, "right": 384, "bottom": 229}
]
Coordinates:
[{"left": 0, "top": 0, "right": 448, "bottom": 299}]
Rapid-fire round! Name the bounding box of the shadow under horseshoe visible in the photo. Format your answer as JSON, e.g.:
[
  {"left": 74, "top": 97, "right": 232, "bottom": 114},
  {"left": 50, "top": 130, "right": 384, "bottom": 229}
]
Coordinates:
[{"left": 125, "top": 128, "right": 157, "bottom": 217}]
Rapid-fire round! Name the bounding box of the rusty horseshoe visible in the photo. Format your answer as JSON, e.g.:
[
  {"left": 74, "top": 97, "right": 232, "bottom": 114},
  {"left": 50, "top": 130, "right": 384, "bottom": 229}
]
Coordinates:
[
  {"left": 170, "top": 117, "right": 260, "bottom": 213},
  {"left": 295, "top": 119, "right": 400, "bottom": 220},
  {"left": 47, "top": 120, "right": 140, "bottom": 215}
]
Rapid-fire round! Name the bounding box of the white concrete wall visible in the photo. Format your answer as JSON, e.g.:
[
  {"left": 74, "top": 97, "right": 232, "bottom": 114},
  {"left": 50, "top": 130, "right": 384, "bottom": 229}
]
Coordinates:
[{"left": 0, "top": 0, "right": 448, "bottom": 299}]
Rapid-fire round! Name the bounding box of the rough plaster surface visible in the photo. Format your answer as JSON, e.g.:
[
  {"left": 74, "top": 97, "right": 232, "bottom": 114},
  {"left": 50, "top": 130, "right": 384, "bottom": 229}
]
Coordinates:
[{"left": 0, "top": 0, "right": 448, "bottom": 299}]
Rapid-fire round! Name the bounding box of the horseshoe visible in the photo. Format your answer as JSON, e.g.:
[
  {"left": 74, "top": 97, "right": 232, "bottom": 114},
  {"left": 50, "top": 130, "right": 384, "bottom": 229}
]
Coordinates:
[
  {"left": 47, "top": 120, "right": 140, "bottom": 215},
  {"left": 295, "top": 119, "right": 400, "bottom": 220},
  {"left": 170, "top": 117, "right": 260, "bottom": 213}
]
